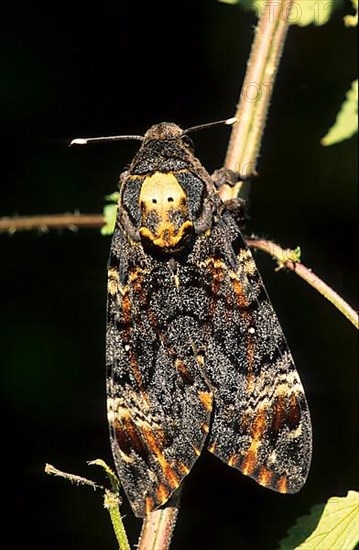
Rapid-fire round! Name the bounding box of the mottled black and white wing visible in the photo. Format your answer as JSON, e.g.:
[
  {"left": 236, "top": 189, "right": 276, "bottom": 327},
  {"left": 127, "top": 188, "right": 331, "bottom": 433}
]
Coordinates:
[
  {"left": 203, "top": 210, "right": 312, "bottom": 493},
  {"left": 106, "top": 226, "right": 213, "bottom": 517}
]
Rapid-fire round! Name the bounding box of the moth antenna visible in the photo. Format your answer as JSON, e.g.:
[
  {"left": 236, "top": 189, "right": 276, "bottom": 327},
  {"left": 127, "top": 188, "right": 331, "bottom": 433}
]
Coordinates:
[
  {"left": 70, "top": 134, "right": 144, "bottom": 146},
  {"left": 185, "top": 117, "right": 238, "bottom": 135}
]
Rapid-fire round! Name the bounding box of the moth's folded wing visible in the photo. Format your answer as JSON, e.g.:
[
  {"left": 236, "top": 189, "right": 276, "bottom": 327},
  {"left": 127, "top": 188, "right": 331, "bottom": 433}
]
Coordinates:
[
  {"left": 107, "top": 238, "right": 212, "bottom": 517},
  {"left": 204, "top": 215, "right": 312, "bottom": 493}
]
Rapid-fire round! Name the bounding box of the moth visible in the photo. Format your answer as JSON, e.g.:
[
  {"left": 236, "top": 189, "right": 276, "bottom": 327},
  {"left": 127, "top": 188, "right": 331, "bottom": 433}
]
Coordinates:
[{"left": 82, "top": 121, "right": 312, "bottom": 517}]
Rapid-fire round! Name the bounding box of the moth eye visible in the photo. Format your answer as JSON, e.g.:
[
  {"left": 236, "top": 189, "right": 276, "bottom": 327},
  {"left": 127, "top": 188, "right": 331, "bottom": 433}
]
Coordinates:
[
  {"left": 152, "top": 198, "right": 157, "bottom": 204},
  {"left": 167, "top": 197, "right": 174, "bottom": 202}
]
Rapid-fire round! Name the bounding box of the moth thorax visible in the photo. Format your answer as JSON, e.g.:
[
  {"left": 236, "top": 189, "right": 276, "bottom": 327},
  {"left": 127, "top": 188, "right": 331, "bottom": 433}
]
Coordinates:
[{"left": 138, "top": 171, "right": 193, "bottom": 251}]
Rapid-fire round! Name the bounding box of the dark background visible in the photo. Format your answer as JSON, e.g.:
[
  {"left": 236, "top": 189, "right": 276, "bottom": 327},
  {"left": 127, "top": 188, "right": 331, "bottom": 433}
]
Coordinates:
[{"left": 1, "top": 1, "right": 357, "bottom": 549}]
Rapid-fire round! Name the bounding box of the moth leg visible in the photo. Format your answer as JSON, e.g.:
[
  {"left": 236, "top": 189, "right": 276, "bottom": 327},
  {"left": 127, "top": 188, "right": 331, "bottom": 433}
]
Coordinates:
[
  {"left": 224, "top": 197, "right": 248, "bottom": 229},
  {"left": 211, "top": 167, "right": 257, "bottom": 189}
]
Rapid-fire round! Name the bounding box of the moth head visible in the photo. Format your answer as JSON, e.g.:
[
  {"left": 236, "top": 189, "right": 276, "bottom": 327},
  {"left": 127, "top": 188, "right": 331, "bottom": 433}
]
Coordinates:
[
  {"left": 143, "top": 123, "right": 183, "bottom": 143},
  {"left": 142, "top": 123, "right": 194, "bottom": 153}
]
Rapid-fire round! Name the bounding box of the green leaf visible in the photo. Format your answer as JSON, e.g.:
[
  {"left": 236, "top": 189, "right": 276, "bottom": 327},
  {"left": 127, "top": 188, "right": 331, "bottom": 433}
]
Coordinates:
[
  {"left": 279, "top": 491, "right": 359, "bottom": 550},
  {"left": 101, "top": 191, "right": 119, "bottom": 236},
  {"left": 218, "top": 0, "right": 343, "bottom": 26},
  {"left": 292, "top": 0, "right": 341, "bottom": 27},
  {"left": 321, "top": 79, "right": 358, "bottom": 146},
  {"left": 344, "top": 0, "right": 358, "bottom": 27}
]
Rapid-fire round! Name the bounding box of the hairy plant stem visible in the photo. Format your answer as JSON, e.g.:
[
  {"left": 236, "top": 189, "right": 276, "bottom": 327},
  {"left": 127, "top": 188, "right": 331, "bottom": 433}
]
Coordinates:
[
  {"left": 138, "top": 507, "right": 180, "bottom": 550},
  {"left": 0, "top": 213, "right": 104, "bottom": 233},
  {"left": 45, "top": 461, "right": 131, "bottom": 550},
  {"left": 246, "top": 238, "right": 359, "bottom": 330},
  {"left": 221, "top": 0, "right": 294, "bottom": 201}
]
